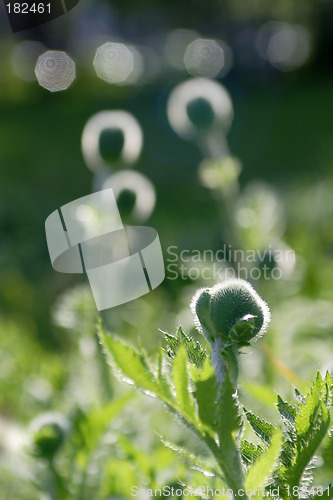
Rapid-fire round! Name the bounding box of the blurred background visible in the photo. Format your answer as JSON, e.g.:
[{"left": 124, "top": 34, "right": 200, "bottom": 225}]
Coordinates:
[{"left": 1, "top": 0, "right": 333, "bottom": 498}]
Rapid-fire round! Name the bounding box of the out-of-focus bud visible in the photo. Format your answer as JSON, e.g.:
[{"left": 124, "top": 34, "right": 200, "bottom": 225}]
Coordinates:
[
  {"left": 167, "top": 78, "right": 233, "bottom": 140},
  {"left": 81, "top": 110, "right": 143, "bottom": 172},
  {"left": 30, "top": 412, "right": 69, "bottom": 460},
  {"left": 199, "top": 157, "right": 241, "bottom": 192}
]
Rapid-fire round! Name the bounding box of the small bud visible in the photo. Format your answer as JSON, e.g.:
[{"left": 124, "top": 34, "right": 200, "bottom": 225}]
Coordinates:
[
  {"left": 199, "top": 157, "right": 241, "bottom": 191},
  {"left": 81, "top": 110, "right": 143, "bottom": 172},
  {"left": 191, "top": 279, "right": 270, "bottom": 346},
  {"left": 167, "top": 78, "right": 233, "bottom": 140},
  {"left": 30, "top": 412, "right": 69, "bottom": 460}
]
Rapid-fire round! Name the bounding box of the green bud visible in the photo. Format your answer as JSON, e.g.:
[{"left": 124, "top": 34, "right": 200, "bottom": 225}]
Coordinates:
[
  {"left": 30, "top": 412, "right": 68, "bottom": 460},
  {"left": 199, "top": 156, "right": 241, "bottom": 191},
  {"left": 191, "top": 279, "right": 270, "bottom": 346}
]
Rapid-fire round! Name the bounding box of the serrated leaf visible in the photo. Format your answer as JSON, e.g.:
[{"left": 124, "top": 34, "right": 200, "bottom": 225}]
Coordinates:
[
  {"left": 295, "top": 372, "right": 327, "bottom": 436},
  {"left": 99, "top": 329, "right": 174, "bottom": 403},
  {"left": 284, "top": 372, "right": 331, "bottom": 488},
  {"left": 99, "top": 326, "right": 205, "bottom": 441},
  {"left": 164, "top": 327, "right": 206, "bottom": 368},
  {"left": 279, "top": 438, "right": 296, "bottom": 468},
  {"left": 244, "top": 410, "right": 275, "bottom": 445},
  {"left": 277, "top": 395, "right": 296, "bottom": 423},
  {"left": 245, "top": 428, "right": 283, "bottom": 490},
  {"left": 292, "top": 402, "right": 330, "bottom": 486},
  {"left": 295, "top": 388, "right": 306, "bottom": 404},
  {"left": 241, "top": 440, "right": 264, "bottom": 465},
  {"left": 172, "top": 345, "right": 196, "bottom": 419}
]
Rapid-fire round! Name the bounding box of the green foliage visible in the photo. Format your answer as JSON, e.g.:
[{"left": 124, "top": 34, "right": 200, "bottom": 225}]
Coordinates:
[
  {"left": 242, "top": 373, "right": 333, "bottom": 498},
  {"left": 241, "top": 440, "right": 264, "bottom": 466},
  {"left": 191, "top": 357, "right": 218, "bottom": 431},
  {"left": 277, "top": 395, "right": 296, "bottom": 424},
  {"left": 31, "top": 417, "right": 67, "bottom": 460},
  {"left": 244, "top": 410, "right": 275, "bottom": 445},
  {"left": 100, "top": 315, "right": 333, "bottom": 499},
  {"left": 164, "top": 326, "right": 206, "bottom": 368},
  {"left": 276, "top": 373, "right": 332, "bottom": 495},
  {"left": 172, "top": 345, "right": 196, "bottom": 417},
  {"left": 72, "top": 394, "right": 134, "bottom": 468},
  {"left": 245, "top": 428, "right": 283, "bottom": 490}
]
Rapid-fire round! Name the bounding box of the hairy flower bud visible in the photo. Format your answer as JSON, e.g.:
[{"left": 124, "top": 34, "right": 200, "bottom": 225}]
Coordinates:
[{"left": 191, "top": 279, "right": 270, "bottom": 346}]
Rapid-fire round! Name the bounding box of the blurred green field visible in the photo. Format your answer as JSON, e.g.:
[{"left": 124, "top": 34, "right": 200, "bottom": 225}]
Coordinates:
[{"left": 1, "top": 2, "right": 333, "bottom": 497}]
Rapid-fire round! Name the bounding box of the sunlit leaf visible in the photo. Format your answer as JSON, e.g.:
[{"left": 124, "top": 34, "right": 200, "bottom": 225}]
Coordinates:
[{"left": 245, "top": 428, "right": 283, "bottom": 490}]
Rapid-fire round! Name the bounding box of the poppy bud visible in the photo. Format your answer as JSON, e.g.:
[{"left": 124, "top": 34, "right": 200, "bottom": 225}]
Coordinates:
[{"left": 191, "top": 279, "right": 270, "bottom": 347}]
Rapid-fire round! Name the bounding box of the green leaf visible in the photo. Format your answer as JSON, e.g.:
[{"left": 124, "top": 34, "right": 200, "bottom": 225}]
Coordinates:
[
  {"left": 160, "top": 437, "right": 218, "bottom": 477},
  {"left": 73, "top": 393, "right": 133, "bottom": 468},
  {"left": 157, "top": 352, "right": 174, "bottom": 400},
  {"left": 217, "top": 374, "right": 242, "bottom": 440},
  {"left": 279, "top": 438, "right": 295, "bottom": 469},
  {"left": 99, "top": 326, "right": 205, "bottom": 442},
  {"left": 117, "top": 434, "right": 154, "bottom": 482},
  {"left": 172, "top": 345, "right": 196, "bottom": 419},
  {"left": 284, "top": 372, "right": 331, "bottom": 488},
  {"left": 277, "top": 395, "right": 296, "bottom": 423},
  {"left": 241, "top": 440, "right": 264, "bottom": 466},
  {"left": 295, "top": 388, "right": 306, "bottom": 404},
  {"left": 244, "top": 410, "right": 275, "bottom": 444},
  {"left": 295, "top": 372, "right": 330, "bottom": 442},
  {"left": 245, "top": 428, "right": 283, "bottom": 490},
  {"left": 293, "top": 402, "right": 330, "bottom": 486},
  {"left": 295, "top": 372, "right": 326, "bottom": 435},
  {"left": 325, "top": 371, "right": 333, "bottom": 407},
  {"left": 164, "top": 327, "right": 206, "bottom": 368},
  {"left": 191, "top": 357, "right": 218, "bottom": 433},
  {"left": 101, "top": 459, "right": 138, "bottom": 497},
  {"left": 99, "top": 328, "right": 174, "bottom": 403}
]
